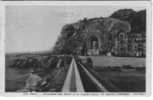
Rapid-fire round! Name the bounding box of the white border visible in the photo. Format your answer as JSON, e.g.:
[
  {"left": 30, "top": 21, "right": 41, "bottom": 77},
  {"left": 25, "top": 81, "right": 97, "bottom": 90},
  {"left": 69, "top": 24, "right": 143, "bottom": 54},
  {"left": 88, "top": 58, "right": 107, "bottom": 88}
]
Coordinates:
[
  {"left": 0, "top": 1, "right": 5, "bottom": 95},
  {"left": 0, "top": 1, "right": 152, "bottom": 96},
  {"left": 1, "top": 1, "right": 151, "bottom": 5}
]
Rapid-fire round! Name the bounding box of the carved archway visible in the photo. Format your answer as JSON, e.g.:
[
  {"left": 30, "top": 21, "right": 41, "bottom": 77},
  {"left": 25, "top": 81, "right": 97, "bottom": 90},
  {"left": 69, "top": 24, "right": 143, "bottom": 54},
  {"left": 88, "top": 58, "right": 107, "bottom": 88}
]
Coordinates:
[
  {"left": 85, "top": 35, "right": 101, "bottom": 56},
  {"left": 86, "top": 35, "right": 101, "bottom": 49},
  {"left": 90, "top": 36, "right": 99, "bottom": 49}
]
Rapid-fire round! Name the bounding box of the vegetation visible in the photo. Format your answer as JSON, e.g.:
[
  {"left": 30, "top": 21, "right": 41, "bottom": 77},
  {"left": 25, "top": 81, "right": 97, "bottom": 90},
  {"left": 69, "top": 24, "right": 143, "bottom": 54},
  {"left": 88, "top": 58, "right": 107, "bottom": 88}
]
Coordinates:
[
  {"left": 7, "top": 55, "right": 72, "bottom": 70},
  {"left": 5, "top": 54, "right": 72, "bottom": 92},
  {"left": 110, "top": 9, "right": 146, "bottom": 33},
  {"left": 94, "top": 66, "right": 145, "bottom": 92}
]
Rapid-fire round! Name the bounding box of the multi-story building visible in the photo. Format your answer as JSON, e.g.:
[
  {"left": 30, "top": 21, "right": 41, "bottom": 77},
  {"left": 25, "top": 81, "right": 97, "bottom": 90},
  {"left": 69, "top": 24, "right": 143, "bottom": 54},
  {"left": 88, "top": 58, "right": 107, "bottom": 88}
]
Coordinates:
[
  {"left": 127, "top": 32, "right": 146, "bottom": 57},
  {"left": 111, "top": 31, "right": 146, "bottom": 57}
]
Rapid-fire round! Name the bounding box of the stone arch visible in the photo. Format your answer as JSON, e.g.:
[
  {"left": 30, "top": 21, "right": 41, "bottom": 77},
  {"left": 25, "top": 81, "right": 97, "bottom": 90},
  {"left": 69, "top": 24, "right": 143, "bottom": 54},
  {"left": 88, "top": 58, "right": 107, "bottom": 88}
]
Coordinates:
[
  {"left": 85, "top": 34, "right": 102, "bottom": 56},
  {"left": 86, "top": 34, "right": 101, "bottom": 49},
  {"left": 90, "top": 36, "right": 98, "bottom": 49}
]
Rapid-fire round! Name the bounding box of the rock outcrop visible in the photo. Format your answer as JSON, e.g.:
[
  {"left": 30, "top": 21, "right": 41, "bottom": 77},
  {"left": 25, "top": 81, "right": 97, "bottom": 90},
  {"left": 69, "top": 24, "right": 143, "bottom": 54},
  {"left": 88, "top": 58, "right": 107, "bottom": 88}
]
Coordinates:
[{"left": 52, "top": 17, "right": 131, "bottom": 55}]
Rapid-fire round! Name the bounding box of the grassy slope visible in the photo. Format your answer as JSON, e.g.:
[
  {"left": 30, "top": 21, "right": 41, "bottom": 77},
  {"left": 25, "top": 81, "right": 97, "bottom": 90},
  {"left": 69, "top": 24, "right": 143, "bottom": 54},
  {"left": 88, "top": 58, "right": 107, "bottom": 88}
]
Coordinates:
[
  {"left": 89, "top": 56, "right": 145, "bottom": 92},
  {"left": 5, "top": 56, "right": 31, "bottom": 91},
  {"left": 5, "top": 55, "right": 69, "bottom": 92},
  {"left": 95, "top": 67, "right": 145, "bottom": 92},
  {"left": 5, "top": 66, "right": 29, "bottom": 91},
  {"left": 90, "top": 56, "right": 145, "bottom": 67},
  {"left": 6, "top": 55, "right": 145, "bottom": 92}
]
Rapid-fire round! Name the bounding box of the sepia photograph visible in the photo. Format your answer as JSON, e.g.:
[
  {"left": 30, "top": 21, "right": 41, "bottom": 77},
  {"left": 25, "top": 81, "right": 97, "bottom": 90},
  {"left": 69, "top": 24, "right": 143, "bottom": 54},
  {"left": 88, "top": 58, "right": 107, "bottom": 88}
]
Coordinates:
[{"left": 4, "top": 3, "right": 148, "bottom": 94}]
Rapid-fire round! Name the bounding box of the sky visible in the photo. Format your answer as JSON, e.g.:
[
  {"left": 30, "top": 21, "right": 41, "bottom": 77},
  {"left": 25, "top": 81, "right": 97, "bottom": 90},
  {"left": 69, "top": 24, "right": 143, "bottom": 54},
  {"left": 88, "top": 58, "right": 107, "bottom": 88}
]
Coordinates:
[{"left": 5, "top": 5, "right": 146, "bottom": 53}]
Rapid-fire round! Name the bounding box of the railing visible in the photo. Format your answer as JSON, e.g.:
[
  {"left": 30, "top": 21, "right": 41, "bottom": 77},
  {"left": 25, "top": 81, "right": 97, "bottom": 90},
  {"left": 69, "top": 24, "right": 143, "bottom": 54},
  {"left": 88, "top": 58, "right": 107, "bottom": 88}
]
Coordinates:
[
  {"left": 78, "top": 62, "right": 108, "bottom": 92},
  {"left": 62, "top": 57, "right": 108, "bottom": 92}
]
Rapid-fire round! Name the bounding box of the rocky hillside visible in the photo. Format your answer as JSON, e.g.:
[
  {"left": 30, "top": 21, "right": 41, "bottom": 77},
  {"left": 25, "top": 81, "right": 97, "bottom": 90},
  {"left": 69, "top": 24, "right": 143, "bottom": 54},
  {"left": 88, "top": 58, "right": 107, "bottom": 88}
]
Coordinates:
[
  {"left": 52, "top": 17, "right": 130, "bottom": 55},
  {"left": 52, "top": 9, "right": 146, "bottom": 55}
]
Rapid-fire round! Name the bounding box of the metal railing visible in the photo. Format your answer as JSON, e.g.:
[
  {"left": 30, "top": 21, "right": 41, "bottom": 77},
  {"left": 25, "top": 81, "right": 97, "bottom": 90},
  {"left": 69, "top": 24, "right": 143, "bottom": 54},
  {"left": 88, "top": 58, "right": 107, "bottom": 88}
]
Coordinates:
[{"left": 78, "top": 62, "right": 108, "bottom": 92}]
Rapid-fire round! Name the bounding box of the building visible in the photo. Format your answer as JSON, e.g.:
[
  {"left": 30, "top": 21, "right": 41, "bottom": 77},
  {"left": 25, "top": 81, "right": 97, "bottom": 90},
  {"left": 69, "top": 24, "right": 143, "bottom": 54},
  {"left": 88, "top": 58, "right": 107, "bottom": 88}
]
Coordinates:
[
  {"left": 112, "top": 31, "right": 128, "bottom": 56},
  {"left": 127, "top": 32, "right": 146, "bottom": 57}
]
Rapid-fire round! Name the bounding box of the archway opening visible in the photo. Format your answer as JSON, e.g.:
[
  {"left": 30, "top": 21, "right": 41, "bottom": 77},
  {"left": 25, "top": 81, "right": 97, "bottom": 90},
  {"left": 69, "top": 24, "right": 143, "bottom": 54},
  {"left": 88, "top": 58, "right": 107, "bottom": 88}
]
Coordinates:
[
  {"left": 90, "top": 36, "right": 99, "bottom": 49},
  {"left": 86, "top": 35, "right": 100, "bottom": 56}
]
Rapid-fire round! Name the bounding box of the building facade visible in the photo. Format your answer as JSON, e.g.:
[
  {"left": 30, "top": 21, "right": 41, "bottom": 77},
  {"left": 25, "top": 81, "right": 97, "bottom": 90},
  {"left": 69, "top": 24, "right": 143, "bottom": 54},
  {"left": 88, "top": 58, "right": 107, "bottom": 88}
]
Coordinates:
[
  {"left": 127, "top": 32, "right": 146, "bottom": 57},
  {"left": 111, "top": 31, "right": 128, "bottom": 56}
]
